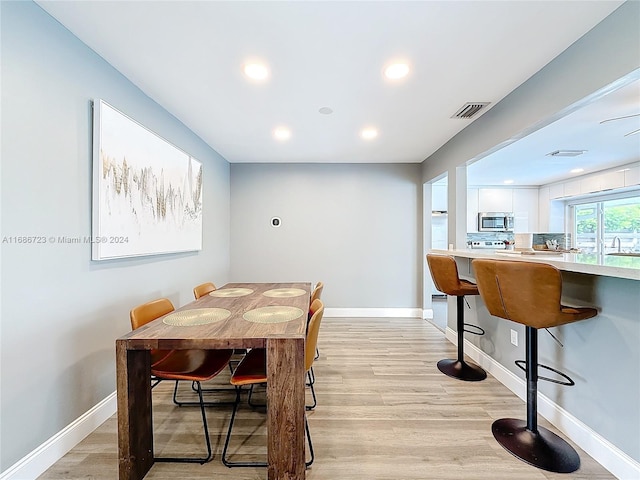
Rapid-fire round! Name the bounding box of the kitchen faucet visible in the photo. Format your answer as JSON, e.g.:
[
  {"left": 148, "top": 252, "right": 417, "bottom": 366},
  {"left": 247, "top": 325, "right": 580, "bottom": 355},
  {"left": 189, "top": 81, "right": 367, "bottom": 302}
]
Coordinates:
[{"left": 611, "top": 236, "right": 622, "bottom": 252}]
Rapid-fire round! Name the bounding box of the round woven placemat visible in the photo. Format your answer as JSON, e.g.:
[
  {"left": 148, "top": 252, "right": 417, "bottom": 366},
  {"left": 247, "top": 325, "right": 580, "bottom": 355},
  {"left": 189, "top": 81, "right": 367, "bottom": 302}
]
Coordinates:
[
  {"left": 163, "top": 308, "right": 231, "bottom": 326},
  {"left": 262, "top": 288, "right": 307, "bottom": 298},
  {"left": 209, "top": 288, "right": 254, "bottom": 298},
  {"left": 242, "top": 306, "right": 304, "bottom": 324}
]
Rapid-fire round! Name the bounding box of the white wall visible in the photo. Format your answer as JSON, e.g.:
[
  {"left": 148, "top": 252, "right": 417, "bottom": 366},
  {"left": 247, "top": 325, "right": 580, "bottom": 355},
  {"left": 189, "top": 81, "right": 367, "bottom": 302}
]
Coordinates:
[
  {"left": 230, "top": 163, "right": 422, "bottom": 308},
  {"left": 0, "top": 1, "right": 231, "bottom": 471}
]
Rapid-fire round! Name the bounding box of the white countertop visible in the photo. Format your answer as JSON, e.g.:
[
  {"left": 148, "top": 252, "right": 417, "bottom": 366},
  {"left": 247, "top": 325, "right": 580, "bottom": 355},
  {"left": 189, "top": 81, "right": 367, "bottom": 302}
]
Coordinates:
[{"left": 430, "top": 249, "right": 640, "bottom": 281}]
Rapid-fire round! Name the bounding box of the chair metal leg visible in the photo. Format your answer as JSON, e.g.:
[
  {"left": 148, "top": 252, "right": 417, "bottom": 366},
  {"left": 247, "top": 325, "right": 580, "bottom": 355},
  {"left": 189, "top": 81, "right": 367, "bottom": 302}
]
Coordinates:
[
  {"left": 306, "top": 366, "right": 315, "bottom": 386},
  {"left": 155, "top": 381, "right": 212, "bottom": 464},
  {"left": 223, "top": 385, "right": 315, "bottom": 468},
  {"left": 437, "top": 295, "right": 487, "bottom": 381},
  {"left": 306, "top": 371, "right": 317, "bottom": 411},
  {"left": 314, "top": 346, "right": 320, "bottom": 360},
  {"left": 492, "top": 327, "right": 580, "bottom": 473},
  {"left": 222, "top": 386, "right": 267, "bottom": 468},
  {"left": 305, "top": 414, "right": 314, "bottom": 468},
  {"left": 173, "top": 379, "right": 236, "bottom": 407}
]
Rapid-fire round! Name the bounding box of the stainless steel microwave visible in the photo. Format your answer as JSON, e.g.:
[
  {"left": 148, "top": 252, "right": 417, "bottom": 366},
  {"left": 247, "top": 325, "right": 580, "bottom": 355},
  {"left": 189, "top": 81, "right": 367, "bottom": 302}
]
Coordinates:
[{"left": 478, "top": 212, "right": 514, "bottom": 232}]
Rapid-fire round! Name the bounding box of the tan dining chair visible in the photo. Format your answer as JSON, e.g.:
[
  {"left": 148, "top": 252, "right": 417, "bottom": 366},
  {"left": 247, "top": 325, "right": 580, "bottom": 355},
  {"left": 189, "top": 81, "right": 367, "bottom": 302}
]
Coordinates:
[
  {"left": 310, "top": 281, "right": 324, "bottom": 361},
  {"left": 310, "top": 281, "right": 323, "bottom": 304},
  {"left": 130, "top": 298, "right": 234, "bottom": 464},
  {"left": 193, "top": 282, "right": 216, "bottom": 299},
  {"left": 221, "top": 299, "right": 324, "bottom": 468}
]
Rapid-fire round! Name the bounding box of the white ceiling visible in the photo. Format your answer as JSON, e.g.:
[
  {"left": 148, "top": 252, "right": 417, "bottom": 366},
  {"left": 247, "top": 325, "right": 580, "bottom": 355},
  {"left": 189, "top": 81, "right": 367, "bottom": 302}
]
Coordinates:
[
  {"left": 467, "top": 76, "right": 640, "bottom": 187},
  {"left": 37, "top": 0, "right": 625, "bottom": 168}
]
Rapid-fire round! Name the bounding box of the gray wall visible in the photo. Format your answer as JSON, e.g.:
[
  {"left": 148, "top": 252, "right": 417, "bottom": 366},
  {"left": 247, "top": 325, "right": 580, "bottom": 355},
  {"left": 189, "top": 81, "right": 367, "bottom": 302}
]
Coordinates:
[
  {"left": 0, "top": 1, "right": 230, "bottom": 471},
  {"left": 422, "top": 1, "right": 640, "bottom": 251},
  {"left": 422, "top": 1, "right": 640, "bottom": 464},
  {"left": 230, "top": 163, "right": 422, "bottom": 308}
]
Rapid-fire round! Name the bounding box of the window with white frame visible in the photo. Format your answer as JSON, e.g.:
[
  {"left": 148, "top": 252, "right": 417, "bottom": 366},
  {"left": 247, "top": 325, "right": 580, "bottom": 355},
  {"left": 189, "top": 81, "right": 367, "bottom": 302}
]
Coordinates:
[{"left": 571, "top": 193, "right": 640, "bottom": 254}]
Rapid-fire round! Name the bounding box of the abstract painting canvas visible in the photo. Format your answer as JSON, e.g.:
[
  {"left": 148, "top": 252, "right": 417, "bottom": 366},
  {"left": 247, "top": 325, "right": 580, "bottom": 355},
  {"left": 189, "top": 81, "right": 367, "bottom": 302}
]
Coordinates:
[{"left": 92, "top": 100, "right": 203, "bottom": 260}]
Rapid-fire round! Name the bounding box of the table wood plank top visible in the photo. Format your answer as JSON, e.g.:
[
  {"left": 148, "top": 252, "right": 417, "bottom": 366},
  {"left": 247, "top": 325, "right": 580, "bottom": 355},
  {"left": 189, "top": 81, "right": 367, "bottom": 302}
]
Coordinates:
[
  {"left": 117, "top": 281, "right": 310, "bottom": 480},
  {"left": 121, "top": 282, "right": 310, "bottom": 351}
]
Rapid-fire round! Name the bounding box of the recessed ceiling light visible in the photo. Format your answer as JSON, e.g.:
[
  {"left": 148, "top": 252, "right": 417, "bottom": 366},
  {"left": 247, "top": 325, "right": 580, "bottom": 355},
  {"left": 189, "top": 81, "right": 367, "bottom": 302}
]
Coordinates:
[
  {"left": 570, "top": 168, "right": 584, "bottom": 174},
  {"left": 273, "top": 126, "right": 291, "bottom": 141},
  {"left": 384, "top": 63, "right": 410, "bottom": 80},
  {"left": 318, "top": 107, "right": 333, "bottom": 115},
  {"left": 243, "top": 62, "right": 269, "bottom": 81},
  {"left": 361, "top": 127, "right": 378, "bottom": 140},
  {"left": 503, "top": 179, "right": 514, "bottom": 185}
]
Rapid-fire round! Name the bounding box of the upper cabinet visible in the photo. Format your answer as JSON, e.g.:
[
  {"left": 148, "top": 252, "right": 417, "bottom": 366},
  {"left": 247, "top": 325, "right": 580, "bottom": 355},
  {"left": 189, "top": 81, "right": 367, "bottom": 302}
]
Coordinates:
[
  {"left": 478, "top": 188, "right": 513, "bottom": 212},
  {"left": 468, "top": 187, "right": 538, "bottom": 233},
  {"left": 624, "top": 165, "right": 640, "bottom": 186},
  {"left": 548, "top": 163, "right": 637, "bottom": 199},
  {"left": 467, "top": 188, "right": 479, "bottom": 232},
  {"left": 432, "top": 184, "right": 448, "bottom": 211},
  {"left": 513, "top": 189, "right": 539, "bottom": 233}
]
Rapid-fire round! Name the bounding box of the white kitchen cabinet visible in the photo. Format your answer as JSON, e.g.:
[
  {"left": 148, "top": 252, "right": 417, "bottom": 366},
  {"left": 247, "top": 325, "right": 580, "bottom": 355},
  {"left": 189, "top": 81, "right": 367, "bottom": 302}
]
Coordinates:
[
  {"left": 432, "top": 184, "right": 448, "bottom": 211},
  {"left": 512, "top": 188, "right": 539, "bottom": 232},
  {"left": 538, "top": 187, "right": 550, "bottom": 232},
  {"left": 624, "top": 165, "right": 640, "bottom": 187},
  {"left": 579, "top": 176, "right": 599, "bottom": 194},
  {"left": 598, "top": 170, "right": 625, "bottom": 191},
  {"left": 467, "top": 187, "right": 479, "bottom": 232},
  {"left": 549, "top": 183, "right": 564, "bottom": 199},
  {"left": 478, "top": 188, "right": 513, "bottom": 212},
  {"left": 564, "top": 179, "right": 582, "bottom": 196}
]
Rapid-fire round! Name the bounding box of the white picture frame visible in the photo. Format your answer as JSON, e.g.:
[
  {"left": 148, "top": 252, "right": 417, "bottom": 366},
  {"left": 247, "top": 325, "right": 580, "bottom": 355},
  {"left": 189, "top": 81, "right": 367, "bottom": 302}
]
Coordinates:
[{"left": 91, "top": 100, "right": 203, "bottom": 260}]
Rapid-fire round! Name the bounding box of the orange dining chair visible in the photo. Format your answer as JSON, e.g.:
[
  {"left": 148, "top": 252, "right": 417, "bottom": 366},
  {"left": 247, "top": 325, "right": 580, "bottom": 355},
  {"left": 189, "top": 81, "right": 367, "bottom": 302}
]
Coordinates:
[
  {"left": 310, "top": 281, "right": 324, "bottom": 361},
  {"left": 130, "top": 298, "right": 234, "bottom": 464},
  {"left": 193, "top": 282, "right": 216, "bottom": 299},
  {"left": 221, "top": 299, "right": 324, "bottom": 468}
]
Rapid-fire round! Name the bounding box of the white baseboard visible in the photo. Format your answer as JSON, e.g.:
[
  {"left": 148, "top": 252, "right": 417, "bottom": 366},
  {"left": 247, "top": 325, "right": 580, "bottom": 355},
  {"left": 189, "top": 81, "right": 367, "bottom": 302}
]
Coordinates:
[
  {"left": 0, "top": 392, "right": 117, "bottom": 480},
  {"left": 325, "top": 307, "right": 422, "bottom": 318},
  {"left": 445, "top": 327, "right": 640, "bottom": 480}
]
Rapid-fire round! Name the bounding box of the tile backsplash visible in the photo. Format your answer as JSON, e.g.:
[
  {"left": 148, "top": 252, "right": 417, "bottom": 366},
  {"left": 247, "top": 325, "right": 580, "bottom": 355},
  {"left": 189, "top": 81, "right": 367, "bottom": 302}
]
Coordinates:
[{"left": 466, "top": 232, "right": 570, "bottom": 249}]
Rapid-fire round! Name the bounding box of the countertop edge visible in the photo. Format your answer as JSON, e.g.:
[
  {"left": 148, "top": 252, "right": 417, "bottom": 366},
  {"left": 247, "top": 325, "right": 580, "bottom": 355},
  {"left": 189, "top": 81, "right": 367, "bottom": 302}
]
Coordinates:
[{"left": 429, "top": 249, "right": 640, "bottom": 281}]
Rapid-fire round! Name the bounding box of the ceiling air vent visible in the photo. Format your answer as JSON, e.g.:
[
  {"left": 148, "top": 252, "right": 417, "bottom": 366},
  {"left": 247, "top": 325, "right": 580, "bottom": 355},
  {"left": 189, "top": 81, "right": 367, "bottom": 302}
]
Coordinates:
[
  {"left": 451, "top": 102, "right": 490, "bottom": 119},
  {"left": 546, "top": 150, "right": 587, "bottom": 157}
]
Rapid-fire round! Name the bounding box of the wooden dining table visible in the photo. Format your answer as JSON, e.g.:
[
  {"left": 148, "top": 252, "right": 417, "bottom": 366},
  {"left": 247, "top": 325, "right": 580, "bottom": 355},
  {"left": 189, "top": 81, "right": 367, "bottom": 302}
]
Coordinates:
[{"left": 116, "top": 282, "right": 311, "bottom": 480}]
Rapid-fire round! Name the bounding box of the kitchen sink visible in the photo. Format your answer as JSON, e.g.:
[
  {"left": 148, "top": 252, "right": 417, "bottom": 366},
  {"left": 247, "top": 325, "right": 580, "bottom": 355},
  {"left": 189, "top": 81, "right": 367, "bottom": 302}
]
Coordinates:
[{"left": 607, "top": 252, "right": 640, "bottom": 257}]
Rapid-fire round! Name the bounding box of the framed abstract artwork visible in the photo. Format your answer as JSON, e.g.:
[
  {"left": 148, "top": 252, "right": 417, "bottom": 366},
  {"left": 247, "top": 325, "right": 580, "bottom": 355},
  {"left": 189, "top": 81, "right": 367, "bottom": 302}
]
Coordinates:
[{"left": 91, "top": 100, "right": 203, "bottom": 260}]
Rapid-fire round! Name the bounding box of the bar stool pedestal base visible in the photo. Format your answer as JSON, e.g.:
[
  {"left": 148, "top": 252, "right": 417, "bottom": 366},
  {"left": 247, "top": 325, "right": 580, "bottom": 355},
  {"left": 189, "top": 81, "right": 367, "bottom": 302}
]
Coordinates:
[
  {"left": 492, "top": 418, "right": 580, "bottom": 473},
  {"left": 437, "top": 359, "right": 487, "bottom": 382}
]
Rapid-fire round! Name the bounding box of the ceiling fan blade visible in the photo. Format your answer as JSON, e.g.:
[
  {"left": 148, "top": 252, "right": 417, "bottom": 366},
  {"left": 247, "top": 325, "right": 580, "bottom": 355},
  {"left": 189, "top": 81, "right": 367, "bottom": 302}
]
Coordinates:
[{"left": 600, "top": 113, "right": 640, "bottom": 124}]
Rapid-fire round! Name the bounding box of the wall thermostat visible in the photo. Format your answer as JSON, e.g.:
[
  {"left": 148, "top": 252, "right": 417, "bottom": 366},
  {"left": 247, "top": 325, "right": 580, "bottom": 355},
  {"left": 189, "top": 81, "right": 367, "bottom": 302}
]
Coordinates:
[{"left": 271, "top": 217, "right": 281, "bottom": 227}]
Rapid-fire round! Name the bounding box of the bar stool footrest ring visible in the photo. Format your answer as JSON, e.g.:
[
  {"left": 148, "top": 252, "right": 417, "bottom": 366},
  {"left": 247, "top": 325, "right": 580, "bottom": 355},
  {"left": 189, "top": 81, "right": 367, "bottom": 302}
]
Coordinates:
[
  {"left": 514, "top": 360, "right": 575, "bottom": 386},
  {"left": 463, "top": 323, "right": 485, "bottom": 336}
]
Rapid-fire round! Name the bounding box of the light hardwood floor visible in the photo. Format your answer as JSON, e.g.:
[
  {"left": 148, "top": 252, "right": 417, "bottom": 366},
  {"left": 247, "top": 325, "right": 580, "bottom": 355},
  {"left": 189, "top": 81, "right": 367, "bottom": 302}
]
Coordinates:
[{"left": 39, "top": 317, "right": 614, "bottom": 480}]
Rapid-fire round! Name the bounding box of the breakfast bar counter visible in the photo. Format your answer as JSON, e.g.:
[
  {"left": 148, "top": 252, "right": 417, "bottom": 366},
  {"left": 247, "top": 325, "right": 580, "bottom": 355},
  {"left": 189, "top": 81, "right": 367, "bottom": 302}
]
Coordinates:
[
  {"left": 428, "top": 249, "right": 640, "bottom": 476},
  {"left": 431, "top": 249, "right": 640, "bottom": 281}
]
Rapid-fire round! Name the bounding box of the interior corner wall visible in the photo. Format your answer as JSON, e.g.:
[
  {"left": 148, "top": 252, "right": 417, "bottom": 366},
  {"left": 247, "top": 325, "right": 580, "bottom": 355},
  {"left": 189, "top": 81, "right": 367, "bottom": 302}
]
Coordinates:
[
  {"left": 230, "top": 163, "right": 422, "bottom": 308},
  {"left": 0, "top": 1, "right": 231, "bottom": 471}
]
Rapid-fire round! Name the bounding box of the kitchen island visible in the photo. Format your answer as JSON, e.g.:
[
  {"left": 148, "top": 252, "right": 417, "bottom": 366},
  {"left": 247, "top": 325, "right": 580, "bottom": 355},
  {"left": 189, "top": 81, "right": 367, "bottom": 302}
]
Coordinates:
[
  {"left": 429, "top": 249, "right": 640, "bottom": 478},
  {"left": 436, "top": 248, "right": 640, "bottom": 280}
]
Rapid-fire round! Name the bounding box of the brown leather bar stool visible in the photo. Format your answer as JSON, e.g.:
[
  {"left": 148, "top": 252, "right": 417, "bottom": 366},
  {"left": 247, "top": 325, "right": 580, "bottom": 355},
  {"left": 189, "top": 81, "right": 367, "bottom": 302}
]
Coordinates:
[
  {"left": 426, "top": 254, "right": 487, "bottom": 381},
  {"left": 472, "top": 259, "right": 597, "bottom": 474}
]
